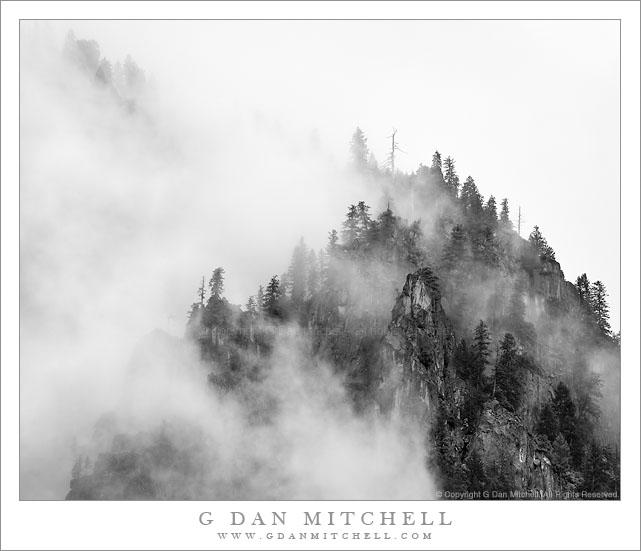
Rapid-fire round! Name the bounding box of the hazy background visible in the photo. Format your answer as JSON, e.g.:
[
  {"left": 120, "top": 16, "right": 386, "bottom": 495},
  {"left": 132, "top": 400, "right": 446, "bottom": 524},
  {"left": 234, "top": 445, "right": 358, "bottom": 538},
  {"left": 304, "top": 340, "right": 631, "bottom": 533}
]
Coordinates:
[
  {"left": 19, "top": 20, "right": 620, "bottom": 499},
  {"left": 24, "top": 19, "right": 620, "bottom": 328}
]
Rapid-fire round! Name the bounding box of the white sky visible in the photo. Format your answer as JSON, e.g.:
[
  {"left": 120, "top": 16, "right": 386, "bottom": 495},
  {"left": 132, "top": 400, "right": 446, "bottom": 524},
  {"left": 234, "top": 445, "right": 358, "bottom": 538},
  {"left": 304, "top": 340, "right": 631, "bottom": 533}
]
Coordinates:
[{"left": 40, "top": 19, "right": 621, "bottom": 331}]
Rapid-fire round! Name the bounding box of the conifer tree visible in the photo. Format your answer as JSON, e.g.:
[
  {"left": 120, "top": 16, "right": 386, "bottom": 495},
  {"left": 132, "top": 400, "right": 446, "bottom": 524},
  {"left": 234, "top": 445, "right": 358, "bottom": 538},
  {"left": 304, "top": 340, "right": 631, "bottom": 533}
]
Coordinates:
[
  {"left": 377, "top": 205, "right": 398, "bottom": 250},
  {"left": 494, "top": 333, "right": 524, "bottom": 411},
  {"left": 354, "top": 201, "right": 372, "bottom": 250},
  {"left": 208, "top": 267, "right": 225, "bottom": 299},
  {"left": 441, "top": 224, "right": 468, "bottom": 271},
  {"left": 245, "top": 296, "right": 257, "bottom": 316},
  {"left": 350, "top": 127, "right": 369, "bottom": 171},
  {"left": 460, "top": 176, "right": 483, "bottom": 218},
  {"left": 589, "top": 281, "right": 611, "bottom": 337},
  {"left": 431, "top": 150, "right": 442, "bottom": 171},
  {"left": 263, "top": 276, "right": 282, "bottom": 319},
  {"left": 499, "top": 198, "right": 512, "bottom": 229},
  {"left": 551, "top": 382, "right": 579, "bottom": 464},
  {"left": 203, "top": 268, "right": 230, "bottom": 328},
  {"left": 472, "top": 320, "right": 491, "bottom": 383},
  {"left": 528, "top": 225, "right": 556, "bottom": 260},
  {"left": 551, "top": 434, "right": 573, "bottom": 479},
  {"left": 575, "top": 274, "right": 591, "bottom": 305},
  {"left": 484, "top": 196, "right": 498, "bottom": 228},
  {"left": 342, "top": 205, "right": 358, "bottom": 249},
  {"left": 327, "top": 230, "right": 339, "bottom": 254},
  {"left": 443, "top": 156, "right": 460, "bottom": 197}
]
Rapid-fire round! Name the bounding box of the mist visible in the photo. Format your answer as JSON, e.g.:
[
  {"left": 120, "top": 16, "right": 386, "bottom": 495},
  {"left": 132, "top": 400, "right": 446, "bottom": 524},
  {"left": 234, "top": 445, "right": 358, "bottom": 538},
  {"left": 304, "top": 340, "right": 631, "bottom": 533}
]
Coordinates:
[
  {"left": 19, "top": 22, "right": 620, "bottom": 500},
  {"left": 19, "top": 26, "right": 413, "bottom": 499}
]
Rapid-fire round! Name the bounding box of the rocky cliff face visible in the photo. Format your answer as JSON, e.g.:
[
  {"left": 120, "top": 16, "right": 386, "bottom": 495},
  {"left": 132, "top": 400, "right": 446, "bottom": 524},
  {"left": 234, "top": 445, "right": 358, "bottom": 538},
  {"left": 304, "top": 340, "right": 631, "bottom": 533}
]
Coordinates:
[
  {"left": 376, "top": 268, "right": 456, "bottom": 421},
  {"left": 377, "top": 267, "right": 559, "bottom": 498},
  {"left": 528, "top": 258, "right": 581, "bottom": 313}
]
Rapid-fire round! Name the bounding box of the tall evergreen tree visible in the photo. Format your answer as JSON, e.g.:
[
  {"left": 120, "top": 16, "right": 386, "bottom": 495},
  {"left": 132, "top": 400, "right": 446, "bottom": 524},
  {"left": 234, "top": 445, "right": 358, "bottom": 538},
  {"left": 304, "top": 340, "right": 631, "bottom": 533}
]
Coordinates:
[
  {"left": 484, "top": 196, "right": 498, "bottom": 228},
  {"left": 473, "top": 320, "right": 491, "bottom": 381},
  {"left": 203, "top": 267, "right": 230, "bottom": 329},
  {"left": 441, "top": 224, "right": 469, "bottom": 271},
  {"left": 528, "top": 225, "right": 556, "bottom": 260},
  {"left": 263, "top": 276, "right": 283, "bottom": 319},
  {"left": 327, "top": 230, "right": 339, "bottom": 254},
  {"left": 499, "top": 198, "right": 512, "bottom": 229},
  {"left": 494, "top": 333, "right": 524, "bottom": 411},
  {"left": 431, "top": 150, "right": 442, "bottom": 171},
  {"left": 354, "top": 201, "right": 372, "bottom": 249},
  {"left": 342, "top": 204, "right": 358, "bottom": 249},
  {"left": 460, "top": 176, "right": 483, "bottom": 219},
  {"left": 551, "top": 382, "right": 579, "bottom": 465},
  {"left": 589, "top": 281, "right": 611, "bottom": 337},
  {"left": 208, "top": 267, "right": 225, "bottom": 299},
  {"left": 443, "top": 156, "right": 460, "bottom": 197},
  {"left": 245, "top": 296, "right": 257, "bottom": 316},
  {"left": 350, "top": 127, "right": 369, "bottom": 171},
  {"left": 575, "top": 274, "right": 591, "bottom": 305}
]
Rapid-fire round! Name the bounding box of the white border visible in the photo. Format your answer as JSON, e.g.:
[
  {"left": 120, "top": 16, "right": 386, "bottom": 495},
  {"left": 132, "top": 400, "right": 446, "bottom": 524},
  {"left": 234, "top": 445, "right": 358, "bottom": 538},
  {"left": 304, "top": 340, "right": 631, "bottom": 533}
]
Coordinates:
[{"left": 2, "top": 2, "right": 639, "bottom": 550}]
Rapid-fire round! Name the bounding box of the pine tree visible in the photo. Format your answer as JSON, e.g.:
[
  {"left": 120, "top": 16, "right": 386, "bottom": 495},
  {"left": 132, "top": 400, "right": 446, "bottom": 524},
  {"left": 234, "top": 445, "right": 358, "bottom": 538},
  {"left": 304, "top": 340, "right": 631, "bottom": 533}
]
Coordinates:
[
  {"left": 528, "top": 225, "right": 556, "bottom": 261},
  {"left": 327, "top": 230, "right": 339, "bottom": 255},
  {"left": 245, "top": 296, "right": 257, "bottom": 316},
  {"left": 551, "top": 382, "right": 579, "bottom": 465},
  {"left": 203, "top": 268, "right": 230, "bottom": 329},
  {"left": 575, "top": 274, "right": 591, "bottom": 305},
  {"left": 342, "top": 205, "right": 358, "bottom": 249},
  {"left": 494, "top": 333, "right": 524, "bottom": 411},
  {"left": 472, "top": 320, "right": 491, "bottom": 388},
  {"left": 460, "top": 176, "right": 483, "bottom": 219},
  {"left": 441, "top": 224, "right": 468, "bottom": 271},
  {"left": 499, "top": 198, "right": 512, "bottom": 229},
  {"left": 263, "top": 276, "right": 282, "bottom": 319},
  {"left": 484, "top": 196, "right": 498, "bottom": 228},
  {"left": 589, "top": 281, "right": 611, "bottom": 337},
  {"left": 208, "top": 267, "right": 225, "bottom": 299},
  {"left": 443, "top": 156, "right": 460, "bottom": 197},
  {"left": 354, "top": 201, "right": 372, "bottom": 250},
  {"left": 431, "top": 150, "right": 442, "bottom": 171},
  {"left": 377, "top": 205, "right": 398, "bottom": 252},
  {"left": 350, "top": 127, "right": 369, "bottom": 171}
]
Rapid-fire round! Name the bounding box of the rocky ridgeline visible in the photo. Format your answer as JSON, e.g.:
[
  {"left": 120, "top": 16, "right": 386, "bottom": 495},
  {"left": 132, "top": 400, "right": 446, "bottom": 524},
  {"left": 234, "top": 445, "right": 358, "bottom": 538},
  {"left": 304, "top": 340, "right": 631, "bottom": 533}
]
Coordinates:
[{"left": 378, "top": 267, "right": 558, "bottom": 497}]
